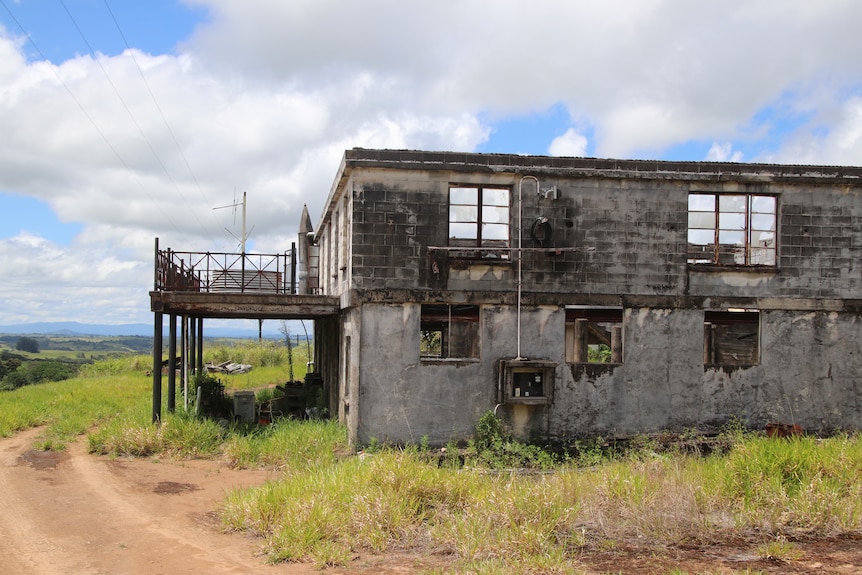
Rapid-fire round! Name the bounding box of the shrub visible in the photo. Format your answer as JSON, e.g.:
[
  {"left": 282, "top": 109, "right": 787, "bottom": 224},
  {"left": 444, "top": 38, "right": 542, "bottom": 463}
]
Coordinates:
[
  {"left": 468, "top": 411, "right": 556, "bottom": 470},
  {"left": 1, "top": 360, "right": 78, "bottom": 389}
]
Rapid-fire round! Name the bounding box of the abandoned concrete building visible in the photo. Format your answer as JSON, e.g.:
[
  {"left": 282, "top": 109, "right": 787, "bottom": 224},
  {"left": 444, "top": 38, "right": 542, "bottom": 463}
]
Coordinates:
[{"left": 152, "top": 148, "right": 862, "bottom": 446}]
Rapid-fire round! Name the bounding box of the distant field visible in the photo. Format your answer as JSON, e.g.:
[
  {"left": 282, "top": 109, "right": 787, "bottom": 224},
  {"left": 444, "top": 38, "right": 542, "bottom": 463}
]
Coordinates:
[{"left": 0, "top": 334, "right": 294, "bottom": 363}]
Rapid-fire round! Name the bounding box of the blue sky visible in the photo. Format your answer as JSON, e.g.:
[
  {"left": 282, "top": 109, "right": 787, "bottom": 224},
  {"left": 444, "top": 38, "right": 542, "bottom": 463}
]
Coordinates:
[{"left": 1, "top": 0, "right": 862, "bottom": 326}]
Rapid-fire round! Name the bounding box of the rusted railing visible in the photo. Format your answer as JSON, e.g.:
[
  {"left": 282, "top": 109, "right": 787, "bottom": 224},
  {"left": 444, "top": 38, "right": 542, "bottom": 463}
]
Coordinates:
[{"left": 155, "top": 243, "right": 297, "bottom": 294}]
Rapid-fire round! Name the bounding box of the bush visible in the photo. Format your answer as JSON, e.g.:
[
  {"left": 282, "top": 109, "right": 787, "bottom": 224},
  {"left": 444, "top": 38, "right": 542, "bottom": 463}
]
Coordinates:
[
  {"left": 468, "top": 411, "right": 556, "bottom": 470},
  {"left": 1, "top": 360, "right": 78, "bottom": 389},
  {"left": 0, "top": 352, "right": 22, "bottom": 380},
  {"left": 183, "top": 372, "right": 231, "bottom": 419}
]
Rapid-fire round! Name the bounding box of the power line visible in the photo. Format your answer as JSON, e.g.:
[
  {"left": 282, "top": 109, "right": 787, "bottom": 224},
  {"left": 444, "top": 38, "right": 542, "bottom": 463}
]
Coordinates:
[
  {"left": 59, "top": 0, "right": 215, "bottom": 243},
  {"left": 0, "top": 0, "right": 190, "bottom": 244},
  {"left": 102, "top": 0, "right": 221, "bottom": 235}
]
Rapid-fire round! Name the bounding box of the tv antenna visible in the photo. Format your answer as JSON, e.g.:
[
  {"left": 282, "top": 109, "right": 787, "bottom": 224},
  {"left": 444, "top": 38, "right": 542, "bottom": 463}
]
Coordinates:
[{"left": 213, "top": 190, "right": 251, "bottom": 252}]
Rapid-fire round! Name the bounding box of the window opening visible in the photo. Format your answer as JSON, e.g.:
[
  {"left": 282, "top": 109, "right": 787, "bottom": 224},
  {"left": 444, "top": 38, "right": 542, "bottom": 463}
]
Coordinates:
[
  {"left": 688, "top": 193, "right": 776, "bottom": 266},
  {"left": 704, "top": 310, "right": 760, "bottom": 366},
  {"left": 449, "top": 185, "right": 510, "bottom": 258},
  {"left": 420, "top": 304, "right": 480, "bottom": 359},
  {"left": 565, "top": 308, "right": 623, "bottom": 363}
]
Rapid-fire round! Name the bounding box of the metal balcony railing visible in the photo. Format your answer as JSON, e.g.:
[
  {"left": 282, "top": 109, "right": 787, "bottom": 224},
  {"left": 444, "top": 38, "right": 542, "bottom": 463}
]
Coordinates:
[{"left": 155, "top": 243, "right": 297, "bottom": 294}]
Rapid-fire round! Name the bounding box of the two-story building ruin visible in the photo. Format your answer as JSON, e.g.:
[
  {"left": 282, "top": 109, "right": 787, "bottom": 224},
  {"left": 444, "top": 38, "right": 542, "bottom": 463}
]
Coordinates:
[{"left": 152, "top": 148, "right": 862, "bottom": 446}]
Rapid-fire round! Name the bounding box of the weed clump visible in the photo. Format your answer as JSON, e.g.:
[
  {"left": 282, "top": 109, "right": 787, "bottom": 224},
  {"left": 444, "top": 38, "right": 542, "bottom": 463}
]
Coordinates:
[{"left": 466, "top": 411, "right": 556, "bottom": 470}]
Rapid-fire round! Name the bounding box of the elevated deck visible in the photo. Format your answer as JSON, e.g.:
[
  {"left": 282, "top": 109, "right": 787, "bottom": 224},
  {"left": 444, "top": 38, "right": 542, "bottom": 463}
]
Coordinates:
[
  {"left": 150, "top": 290, "right": 340, "bottom": 319},
  {"left": 149, "top": 240, "right": 340, "bottom": 423},
  {"left": 150, "top": 243, "right": 339, "bottom": 319}
]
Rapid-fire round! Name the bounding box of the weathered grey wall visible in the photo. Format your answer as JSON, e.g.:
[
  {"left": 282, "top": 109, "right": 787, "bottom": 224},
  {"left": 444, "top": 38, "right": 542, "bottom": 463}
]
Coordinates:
[
  {"left": 549, "top": 308, "right": 862, "bottom": 438},
  {"left": 318, "top": 151, "right": 862, "bottom": 445},
  {"left": 349, "top": 303, "right": 862, "bottom": 445},
  {"left": 344, "top": 168, "right": 862, "bottom": 300},
  {"left": 354, "top": 303, "right": 564, "bottom": 445}
]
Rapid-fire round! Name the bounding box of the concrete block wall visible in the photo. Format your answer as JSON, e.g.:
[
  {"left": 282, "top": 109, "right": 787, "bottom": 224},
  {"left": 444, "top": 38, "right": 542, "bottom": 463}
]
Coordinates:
[
  {"left": 342, "top": 166, "right": 862, "bottom": 300},
  {"left": 319, "top": 150, "right": 862, "bottom": 444}
]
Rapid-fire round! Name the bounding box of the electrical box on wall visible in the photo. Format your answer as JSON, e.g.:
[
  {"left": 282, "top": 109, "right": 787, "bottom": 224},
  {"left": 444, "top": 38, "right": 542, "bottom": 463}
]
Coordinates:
[{"left": 497, "top": 359, "right": 556, "bottom": 405}]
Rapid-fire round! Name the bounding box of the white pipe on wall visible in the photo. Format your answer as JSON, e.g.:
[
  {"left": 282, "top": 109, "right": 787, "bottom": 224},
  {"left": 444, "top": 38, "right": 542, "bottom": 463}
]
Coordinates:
[{"left": 516, "top": 175, "right": 539, "bottom": 360}]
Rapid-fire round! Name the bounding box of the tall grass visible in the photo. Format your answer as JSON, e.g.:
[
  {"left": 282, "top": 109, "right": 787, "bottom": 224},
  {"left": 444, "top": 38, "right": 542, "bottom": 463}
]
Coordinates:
[
  {"left": 221, "top": 418, "right": 347, "bottom": 469},
  {"left": 222, "top": 435, "right": 862, "bottom": 572}
]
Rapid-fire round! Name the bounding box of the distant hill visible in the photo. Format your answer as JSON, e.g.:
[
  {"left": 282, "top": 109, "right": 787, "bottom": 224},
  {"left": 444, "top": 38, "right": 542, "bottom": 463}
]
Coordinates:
[{"left": 0, "top": 321, "right": 293, "bottom": 339}]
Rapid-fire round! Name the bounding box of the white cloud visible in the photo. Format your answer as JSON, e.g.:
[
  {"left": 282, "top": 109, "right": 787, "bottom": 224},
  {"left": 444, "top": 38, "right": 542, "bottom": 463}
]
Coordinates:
[
  {"left": 706, "top": 142, "right": 743, "bottom": 163},
  {"left": 548, "top": 129, "right": 588, "bottom": 157},
  {"left": 3, "top": 0, "right": 862, "bottom": 324}
]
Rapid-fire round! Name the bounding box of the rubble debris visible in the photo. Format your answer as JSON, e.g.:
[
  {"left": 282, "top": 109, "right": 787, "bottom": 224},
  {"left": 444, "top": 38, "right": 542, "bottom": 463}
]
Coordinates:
[
  {"left": 205, "top": 360, "right": 253, "bottom": 374},
  {"left": 766, "top": 422, "right": 803, "bottom": 438}
]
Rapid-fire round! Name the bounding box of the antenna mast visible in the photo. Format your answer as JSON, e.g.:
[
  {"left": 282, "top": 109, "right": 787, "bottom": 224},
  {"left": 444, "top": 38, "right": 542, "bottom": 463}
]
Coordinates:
[{"left": 214, "top": 191, "right": 248, "bottom": 252}]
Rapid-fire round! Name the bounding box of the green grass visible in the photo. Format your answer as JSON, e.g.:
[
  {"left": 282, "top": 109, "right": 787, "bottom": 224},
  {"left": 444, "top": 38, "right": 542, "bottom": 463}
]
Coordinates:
[
  {"left": 0, "top": 357, "right": 152, "bottom": 448},
  {"left": 1, "top": 347, "right": 861, "bottom": 574}
]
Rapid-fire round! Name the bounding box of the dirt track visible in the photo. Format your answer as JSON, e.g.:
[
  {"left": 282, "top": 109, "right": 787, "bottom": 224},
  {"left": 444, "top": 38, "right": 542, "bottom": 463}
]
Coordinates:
[
  {"left": 1, "top": 428, "right": 861, "bottom": 574},
  {"left": 0, "top": 427, "right": 307, "bottom": 575}
]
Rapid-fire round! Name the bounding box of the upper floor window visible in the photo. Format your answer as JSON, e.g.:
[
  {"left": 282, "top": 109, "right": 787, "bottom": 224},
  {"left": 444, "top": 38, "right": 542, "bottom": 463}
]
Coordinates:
[
  {"left": 449, "top": 185, "right": 510, "bottom": 259},
  {"left": 687, "top": 193, "right": 776, "bottom": 266}
]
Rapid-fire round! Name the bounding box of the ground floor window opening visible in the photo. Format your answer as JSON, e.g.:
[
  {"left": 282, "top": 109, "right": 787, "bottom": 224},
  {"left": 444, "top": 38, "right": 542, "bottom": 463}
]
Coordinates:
[
  {"left": 565, "top": 307, "right": 623, "bottom": 364},
  {"left": 704, "top": 309, "right": 760, "bottom": 366},
  {"left": 420, "top": 304, "right": 480, "bottom": 359}
]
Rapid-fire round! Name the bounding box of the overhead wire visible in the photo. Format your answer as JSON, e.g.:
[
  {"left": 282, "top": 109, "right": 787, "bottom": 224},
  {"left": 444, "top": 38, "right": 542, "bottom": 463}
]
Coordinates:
[
  {"left": 102, "top": 0, "right": 224, "bottom": 238},
  {"left": 0, "top": 0, "right": 189, "bottom": 244},
  {"left": 58, "top": 0, "right": 216, "bottom": 244}
]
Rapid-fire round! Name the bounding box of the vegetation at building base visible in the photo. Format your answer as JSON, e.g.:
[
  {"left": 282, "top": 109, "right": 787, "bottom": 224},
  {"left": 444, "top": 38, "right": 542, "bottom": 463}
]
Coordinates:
[{"left": 0, "top": 343, "right": 860, "bottom": 574}]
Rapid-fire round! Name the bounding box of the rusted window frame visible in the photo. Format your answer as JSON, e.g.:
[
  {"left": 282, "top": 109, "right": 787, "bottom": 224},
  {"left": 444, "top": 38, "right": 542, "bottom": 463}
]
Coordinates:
[
  {"left": 687, "top": 192, "right": 777, "bottom": 267},
  {"left": 448, "top": 184, "right": 511, "bottom": 260}
]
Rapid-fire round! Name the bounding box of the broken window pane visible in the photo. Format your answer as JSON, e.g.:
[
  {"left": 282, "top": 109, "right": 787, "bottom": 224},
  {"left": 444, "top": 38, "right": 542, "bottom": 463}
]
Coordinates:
[{"left": 687, "top": 193, "right": 778, "bottom": 266}]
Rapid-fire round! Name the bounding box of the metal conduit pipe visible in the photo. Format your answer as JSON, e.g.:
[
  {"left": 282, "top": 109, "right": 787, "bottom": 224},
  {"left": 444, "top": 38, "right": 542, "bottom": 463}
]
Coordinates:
[{"left": 516, "top": 175, "right": 539, "bottom": 360}]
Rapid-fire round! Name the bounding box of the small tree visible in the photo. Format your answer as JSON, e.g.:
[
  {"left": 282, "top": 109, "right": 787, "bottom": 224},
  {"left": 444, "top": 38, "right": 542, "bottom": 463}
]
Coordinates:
[{"left": 16, "top": 337, "right": 40, "bottom": 353}]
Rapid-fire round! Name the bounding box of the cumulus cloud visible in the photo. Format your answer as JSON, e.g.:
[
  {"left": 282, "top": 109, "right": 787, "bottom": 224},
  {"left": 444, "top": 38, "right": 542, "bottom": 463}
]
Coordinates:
[
  {"left": 548, "top": 129, "right": 588, "bottom": 157},
  {"left": 3, "top": 0, "right": 862, "bottom": 323}
]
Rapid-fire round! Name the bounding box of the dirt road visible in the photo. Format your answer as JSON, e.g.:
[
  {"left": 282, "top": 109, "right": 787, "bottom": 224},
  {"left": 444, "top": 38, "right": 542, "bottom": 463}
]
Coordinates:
[{"left": 0, "top": 427, "right": 309, "bottom": 575}]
